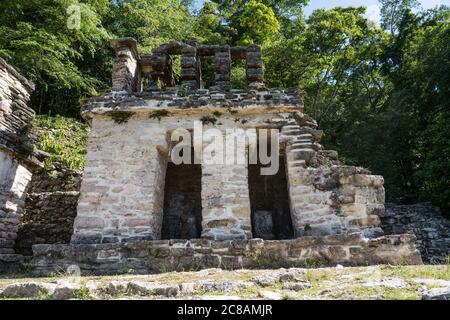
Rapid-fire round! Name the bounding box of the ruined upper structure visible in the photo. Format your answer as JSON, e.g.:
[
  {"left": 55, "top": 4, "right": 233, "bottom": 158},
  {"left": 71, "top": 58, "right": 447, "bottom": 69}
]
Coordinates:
[{"left": 111, "top": 38, "right": 264, "bottom": 93}]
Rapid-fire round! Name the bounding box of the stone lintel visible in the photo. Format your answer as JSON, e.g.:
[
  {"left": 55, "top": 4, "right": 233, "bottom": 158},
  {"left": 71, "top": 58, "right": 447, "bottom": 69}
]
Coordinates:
[{"left": 111, "top": 38, "right": 140, "bottom": 61}]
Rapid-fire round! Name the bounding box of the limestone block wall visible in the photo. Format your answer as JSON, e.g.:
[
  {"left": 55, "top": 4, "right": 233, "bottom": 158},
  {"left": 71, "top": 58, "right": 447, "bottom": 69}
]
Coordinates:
[
  {"left": 381, "top": 203, "right": 450, "bottom": 264},
  {"left": 73, "top": 109, "right": 297, "bottom": 244},
  {"left": 14, "top": 168, "right": 81, "bottom": 255},
  {"left": 201, "top": 153, "right": 252, "bottom": 240},
  {"left": 71, "top": 117, "right": 168, "bottom": 244}
]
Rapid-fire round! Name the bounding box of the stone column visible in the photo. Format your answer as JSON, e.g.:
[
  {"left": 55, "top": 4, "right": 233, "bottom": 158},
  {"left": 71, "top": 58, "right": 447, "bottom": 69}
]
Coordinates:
[
  {"left": 200, "top": 129, "right": 252, "bottom": 240},
  {"left": 214, "top": 46, "right": 231, "bottom": 91},
  {"left": 181, "top": 45, "right": 199, "bottom": 90},
  {"left": 111, "top": 38, "right": 141, "bottom": 93},
  {"left": 71, "top": 118, "right": 168, "bottom": 244},
  {"left": 246, "top": 45, "right": 264, "bottom": 89}
]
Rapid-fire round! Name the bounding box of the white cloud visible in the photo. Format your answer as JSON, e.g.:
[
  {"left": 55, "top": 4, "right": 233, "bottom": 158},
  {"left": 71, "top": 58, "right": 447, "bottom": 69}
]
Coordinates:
[{"left": 365, "top": 4, "right": 381, "bottom": 23}]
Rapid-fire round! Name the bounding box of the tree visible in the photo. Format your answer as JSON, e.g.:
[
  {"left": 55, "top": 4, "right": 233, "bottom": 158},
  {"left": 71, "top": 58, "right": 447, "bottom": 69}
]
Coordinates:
[
  {"left": 233, "top": 0, "right": 280, "bottom": 45},
  {"left": 111, "top": 0, "right": 194, "bottom": 53},
  {"left": 0, "top": 0, "right": 112, "bottom": 117},
  {"left": 380, "top": 0, "right": 419, "bottom": 34}
]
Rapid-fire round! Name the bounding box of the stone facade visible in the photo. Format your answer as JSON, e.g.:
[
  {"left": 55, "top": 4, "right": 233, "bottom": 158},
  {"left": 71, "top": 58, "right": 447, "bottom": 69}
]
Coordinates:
[
  {"left": 380, "top": 204, "right": 450, "bottom": 264},
  {"left": 0, "top": 58, "right": 37, "bottom": 268},
  {"left": 54, "top": 39, "right": 422, "bottom": 270},
  {"left": 26, "top": 39, "right": 425, "bottom": 271}
]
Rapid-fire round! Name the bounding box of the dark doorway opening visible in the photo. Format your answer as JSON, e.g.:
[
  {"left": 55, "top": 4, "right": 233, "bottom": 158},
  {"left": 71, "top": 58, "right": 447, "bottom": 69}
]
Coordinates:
[
  {"left": 248, "top": 156, "right": 294, "bottom": 239},
  {"left": 161, "top": 162, "right": 202, "bottom": 239}
]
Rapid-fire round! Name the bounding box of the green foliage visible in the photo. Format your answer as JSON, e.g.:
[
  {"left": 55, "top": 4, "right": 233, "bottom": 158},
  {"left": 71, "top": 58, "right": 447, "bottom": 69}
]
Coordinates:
[
  {"left": 0, "top": 0, "right": 448, "bottom": 217},
  {"left": 73, "top": 286, "right": 91, "bottom": 299},
  {"left": 112, "top": 0, "right": 194, "bottom": 53},
  {"left": 380, "top": 0, "right": 419, "bottom": 34},
  {"left": 109, "top": 111, "right": 134, "bottom": 124},
  {"left": 0, "top": 0, "right": 112, "bottom": 117},
  {"left": 200, "top": 115, "right": 218, "bottom": 125},
  {"left": 149, "top": 109, "right": 171, "bottom": 121},
  {"left": 234, "top": 1, "right": 280, "bottom": 45},
  {"left": 32, "top": 115, "right": 89, "bottom": 170}
]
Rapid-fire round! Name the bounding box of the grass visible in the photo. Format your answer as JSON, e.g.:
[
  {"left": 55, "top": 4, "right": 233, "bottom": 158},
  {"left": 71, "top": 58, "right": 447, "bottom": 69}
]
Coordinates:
[{"left": 0, "top": 265, "right": 449, "bottom": 300}]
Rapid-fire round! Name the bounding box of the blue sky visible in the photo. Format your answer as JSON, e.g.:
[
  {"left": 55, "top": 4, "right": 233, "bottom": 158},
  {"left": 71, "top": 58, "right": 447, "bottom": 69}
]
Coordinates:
[{"left": 193, "top": 0, "right": 450, "bottom": 22}]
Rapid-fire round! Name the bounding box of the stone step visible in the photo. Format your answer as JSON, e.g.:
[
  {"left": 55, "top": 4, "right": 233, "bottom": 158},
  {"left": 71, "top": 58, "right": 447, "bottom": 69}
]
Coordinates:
[
  {"left": 290, "top": 142, "right": 314, "bottom": 150},
  {"left": 289, "top": 148, "right": 315, "bottom": 161},
  {"left": 281, "top": 125, "right": 301, "bottom": 132},
  {"left": 289, "top": 186, "right": 314, "bottom": 195},
  {"left": 287, "top": 160, "right": 306, "bottom": 168},
  {"left": 297, "top": 134, "right": 313, "bottom": 140},
  {"left": 291, "top": 138, "right": 312, "bottom": 144}
]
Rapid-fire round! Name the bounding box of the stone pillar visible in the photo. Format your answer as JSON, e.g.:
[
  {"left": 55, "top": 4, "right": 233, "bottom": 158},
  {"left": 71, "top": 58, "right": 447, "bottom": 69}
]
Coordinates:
[
  {"left": 0, "top": 150, "right": 32, "bottom": 255},
  {"left": 200, "top": 129, "right": 252, "bottom": 240},
  {"left": 111, "top": 38, "right": 141, "bottom": 93},
  {"left": 71, "top": 118, "right": 168, "bottom": 244},
  {"left": 214, "top": 46, "right": 231, "bottom": 91},
  {"left": 246, "top": 45, "right": 264, "bottom": 89},
  {"left": 181, "top": 45, "right": 199, "bottom": 90}
]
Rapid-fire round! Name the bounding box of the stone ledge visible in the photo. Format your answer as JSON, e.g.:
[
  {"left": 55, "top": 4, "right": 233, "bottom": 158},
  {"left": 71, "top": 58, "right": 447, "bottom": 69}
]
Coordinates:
[
  {"left": 28, "top": 233, "right": 422, "bottom": 276},
  {"left": 80, "top": 89, "right": 304, "bottom": 120}
]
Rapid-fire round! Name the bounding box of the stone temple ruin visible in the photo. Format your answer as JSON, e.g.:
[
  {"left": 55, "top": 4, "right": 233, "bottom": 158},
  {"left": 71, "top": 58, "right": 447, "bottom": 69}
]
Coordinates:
[{"left": 5, "top": 39, "right": 450, "bottom": 275}]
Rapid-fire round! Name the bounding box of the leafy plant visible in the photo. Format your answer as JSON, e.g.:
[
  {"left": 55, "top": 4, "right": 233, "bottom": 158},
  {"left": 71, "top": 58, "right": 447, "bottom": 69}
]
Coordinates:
[{"left": 32, "top": 115, "right": 89, "bottom": 170}]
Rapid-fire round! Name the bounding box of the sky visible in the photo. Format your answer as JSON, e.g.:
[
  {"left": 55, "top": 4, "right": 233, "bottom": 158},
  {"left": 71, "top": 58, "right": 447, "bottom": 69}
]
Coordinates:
[{"left": 193, "top": 0, "right": 450, "bottom": 22}]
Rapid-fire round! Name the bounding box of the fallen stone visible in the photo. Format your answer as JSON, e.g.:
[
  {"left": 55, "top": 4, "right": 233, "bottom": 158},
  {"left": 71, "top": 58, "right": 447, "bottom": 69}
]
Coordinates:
[
  {"left": 179, "top": 282, "right": 196, "bottom": 294},
  {"left": 105, "top": 281, "right": 129, "bottom": 296},
  {"left": 127, "top": 281, "right": 179, "bottom": 297},
  {"left": 412, "top": 278, "right": 450, "bottom": 287},
  {"left": 282, "top": 281, "right": 312, "bottom": 291},
  {"left": 422, "top": 287, "right": 450, "bottom": 300},
  {"left": 251, "top": 274, "right": 280, "bottom": 287},
  {"left": 52, "top": 281, "right": 82, "bottom": 300},
  {"left": 0, "top": 282, "right": 56, "bottom": 298},
  {"left": 258, "top": 290, "right": 283, "bottom": 300},
  {"left": 196, "top": 280, "right": 252, "bottom": 293},
  {"left": 364, "top": 277, "right": 408, "bottom": 289}
]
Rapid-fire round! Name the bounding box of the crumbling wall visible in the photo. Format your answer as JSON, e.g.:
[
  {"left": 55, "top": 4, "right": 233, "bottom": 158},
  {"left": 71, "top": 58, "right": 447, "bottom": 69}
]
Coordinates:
[
  {"left": 14, "top": 168, "right": 81, "bottom": 255},
  {"left": 0, "top": 58, "right": 35, "bottom": 154},
  {"left": 0, "top": 58, "right": 35, "bottom": 267},
  {"left": 380, "top": 203, "right": 450, "bottom": 264},
  {"left": 276, "top": 113, "right": 385, "bottom": 239}
]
